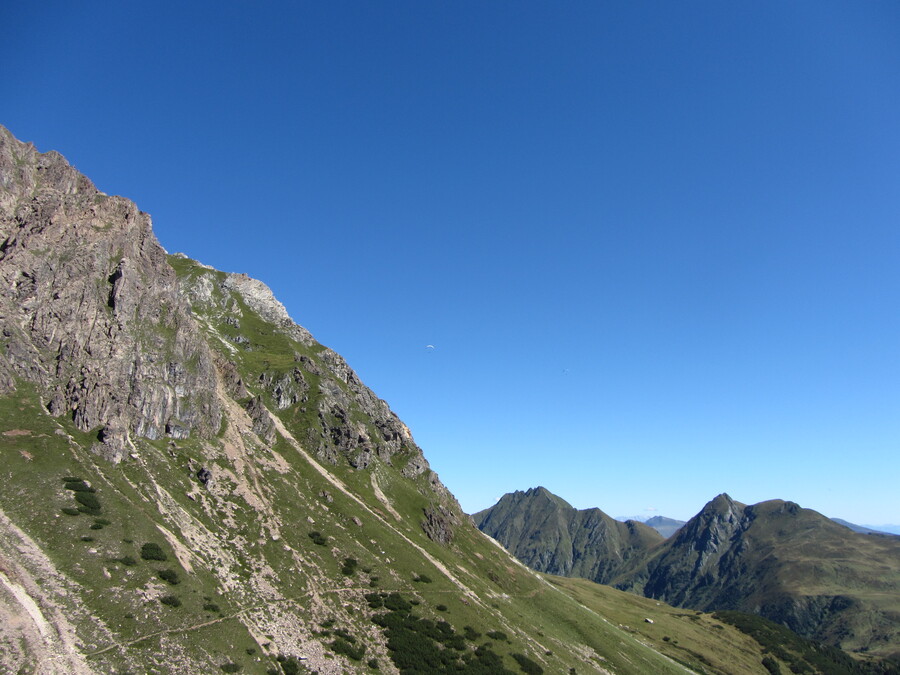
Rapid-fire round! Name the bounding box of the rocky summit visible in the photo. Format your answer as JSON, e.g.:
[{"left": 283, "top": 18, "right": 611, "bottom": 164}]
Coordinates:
[{"left": 2, "top": 125, "right": 898, "bottom": 675}]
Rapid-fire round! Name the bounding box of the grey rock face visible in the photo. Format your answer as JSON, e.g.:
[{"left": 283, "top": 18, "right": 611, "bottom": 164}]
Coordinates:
[{"left": 0, "top": 126, "right": 221, "bottom": 448}]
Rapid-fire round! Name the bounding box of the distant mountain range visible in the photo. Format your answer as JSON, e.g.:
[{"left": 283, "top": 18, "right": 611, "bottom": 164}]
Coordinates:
[
  {"left": 615, "top": 514, "right": 686, "bottom": 538},
  {"left": 475, "top": 487, "right": 900, "bottom": 660},
  {"left": 618, "top": 512, "right": 899, "bottom": 539}
]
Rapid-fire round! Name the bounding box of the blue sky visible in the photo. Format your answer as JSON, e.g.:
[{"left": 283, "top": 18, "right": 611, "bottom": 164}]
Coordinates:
[{"left": 3, "top": 2, "right": 899, "bottom": 524}]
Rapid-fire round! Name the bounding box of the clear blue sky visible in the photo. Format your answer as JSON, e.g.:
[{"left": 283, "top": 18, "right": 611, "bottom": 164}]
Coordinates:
[{"left": 3, "top": 2, "right": 899, "bottom": 524}]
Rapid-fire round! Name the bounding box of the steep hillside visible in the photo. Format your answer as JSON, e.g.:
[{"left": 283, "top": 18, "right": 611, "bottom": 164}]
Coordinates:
[
  {"left": 477, "top": 485, "right": 900, "bottom": 662},
  {"left": 473, "top": 487, "right": 663, "bottom": 584},
  {"left": 0, "top": 125, "right": 745, "bottom": 674},
  {"left": 617, "top": 494, "right": 900, "bottom": 659}
]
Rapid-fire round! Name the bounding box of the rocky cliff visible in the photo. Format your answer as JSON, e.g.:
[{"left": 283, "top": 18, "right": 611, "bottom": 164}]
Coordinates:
[{"left": 0, "top": 127, "right": 221, "bottom": 459}]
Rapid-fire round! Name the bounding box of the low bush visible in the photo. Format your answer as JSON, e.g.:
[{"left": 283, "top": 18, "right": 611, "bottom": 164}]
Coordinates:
[
  {"left": 511, "top": 653, "right": 544, "bottom": 674},
  {"left": 308, "top": 531, "right": 328, "bottom": 546},
  {"left": 61, "top": 507, "right": 81, "bottom": 516},
  {"left": 413, "top": 574, "right": 432, "bottom": 583},
  {"left": 158, "top": 569, "right": 180, "bottom": 585},
  {"left": 331, "top": 635, "right": 366, "bottom": 661},
  {"left": 341, "top": 557, "right": 359, "bottom": 575},
  {"left": 141, "top": 542, "right": 167, "bottom": 561},
  {"left": 64, "top": 480, "right": 96, "bottom": 493},
  {"left": 159, "top": 595, "right": 181, "bottom": 607},
  {"left": 117, "top": 555, "right": 137, "bottom": 566},
  {"left": 203, "top": 602, "right": 221, "bottom": 613},
  {"left": 220, "top": 663, "right": 242, "bottom": 673},
  {"left": 486, "top": 630, "right": 508, "bottom": 641},
  {"left": 74, "top": 492, "right": 101, "bottom": 512}
]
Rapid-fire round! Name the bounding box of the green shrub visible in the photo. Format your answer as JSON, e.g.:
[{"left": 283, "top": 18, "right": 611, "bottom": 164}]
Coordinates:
[
  {"left": 330, "top": 635, "right": 366, "bottom": 661},
  {"left": 158, "top": 569, "right": 180, "bottom": 585},
  {"left": 341, "top": 557, "right": 359, "bottom": 575},
  {"left": 511, "top": 653, "right": 544, "bottom": 674},
  {"left": 413, "top": 574, "right": 432, "bottom": 583},
  {"left": 464, "top": 626, "right": 481, "bottom": 641},
  {"left": 203, "top": 602, "right": 221, "bottom": 613},
  {"left": 487, "top": 630, "right": 508, "bottom": 641},
  {"left": 436, "top": 604, "right": 448, "bottom": 612},
  {"left": 74, "top": 492, "right": 101, "bottom": 512},
  {"left": 763, "top": 656, "right": 782, "bottom": 675},
  {"left": 367, "top": 657, "right": 379, "bottom": 669},
  {"left": 370, "top": 593, "right": 515, "bottom": 674},
  {"left": 80, "top": 536, "right": 94, "bottom": 542},
  {"left": 117, "top": 555, "right": 137, "bottom": 566},
  {"left": 61, "top": 507, "right": 81, "bottom": 516},
  {"left": 220, "top": 664, "right": 242, "bottom": 673},
  {"left": 159, "top": 595, "right": 181, "bottom": 607},
  {"left": 90, "top": 522, "right": 104, "bottom": 530},
  {"left": 64, "top": 480, "right": 96, "bottom": 493},
  {"left": 308, "top": 531, "right": 328, "bottom": 546},
  {"left": 141, "top": 542, "right": 167, "bottom": 561}
]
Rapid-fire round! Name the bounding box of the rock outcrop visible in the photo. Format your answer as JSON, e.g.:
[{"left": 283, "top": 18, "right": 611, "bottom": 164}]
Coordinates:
[{"left": 0, "top": 126, "right": 220, "bottom": 457}]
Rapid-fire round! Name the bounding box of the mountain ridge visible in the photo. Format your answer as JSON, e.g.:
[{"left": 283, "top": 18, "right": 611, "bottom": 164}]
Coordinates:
[{"left": 477, "top": 486, "right": 900, "bottom": 660}]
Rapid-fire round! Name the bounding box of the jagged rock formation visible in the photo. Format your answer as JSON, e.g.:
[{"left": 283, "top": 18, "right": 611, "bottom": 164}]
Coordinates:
[
  {"left": 474, "top": 487, "right": 663, "bottom": 584},
  {"left": 0, "top": 126, "right": 221, "bottom": 460}
]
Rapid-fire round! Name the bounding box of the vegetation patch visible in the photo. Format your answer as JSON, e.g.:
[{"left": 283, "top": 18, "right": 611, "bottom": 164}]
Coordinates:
[
  {"left": 159, "top": 594, "right": 181, "bottom": 607},
  {"left": 341, "top": 557, "right": 359, "bottom": 576},
  {"left": 74, "top": 491, "right": 102, "bottom": 513},
  {"left": 511, "top": 653, "right": 544, "bottom": 674},
  {"left": 140, "top": 542, "right": 168, "bottom": 561},
  {"left": 308, "top": 530, "right": 328, "bottom": 546},
  {"left": 713, "top": 611, "right": 898, "bottom": 675},
  {"left": 64, "top": 479, "right": 95, "bottom": 493},
  {"left": 158, "top": 569, "right": 181, "bottom": 585},
  {"left": 368, "top": 591, "right": 517, "bottom": 673}
]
